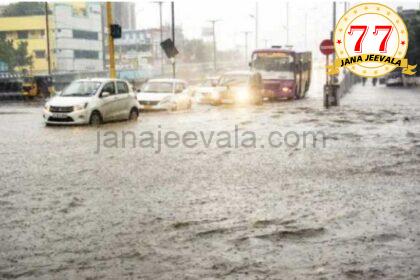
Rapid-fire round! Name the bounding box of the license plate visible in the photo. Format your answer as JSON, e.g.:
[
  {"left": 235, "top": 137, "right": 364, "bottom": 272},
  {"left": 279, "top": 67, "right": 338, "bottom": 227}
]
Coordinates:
[
  {"left": 143, "top": 105, "right": 153, "bottom": 109},
  {"left": 51, "top": 113, "right": 68, "bottom": 118}
]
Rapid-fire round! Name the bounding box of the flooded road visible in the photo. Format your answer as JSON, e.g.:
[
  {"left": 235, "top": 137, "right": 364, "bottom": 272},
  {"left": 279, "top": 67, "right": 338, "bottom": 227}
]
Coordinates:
[{"left": 0, "top": 81, "right": 419, "bottom": 279}]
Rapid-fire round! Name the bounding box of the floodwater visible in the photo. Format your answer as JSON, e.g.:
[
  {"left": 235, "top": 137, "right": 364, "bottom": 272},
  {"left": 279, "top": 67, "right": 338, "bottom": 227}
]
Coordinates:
[{"left": 0, "top": 78, "right": 419, "bottom": 279}]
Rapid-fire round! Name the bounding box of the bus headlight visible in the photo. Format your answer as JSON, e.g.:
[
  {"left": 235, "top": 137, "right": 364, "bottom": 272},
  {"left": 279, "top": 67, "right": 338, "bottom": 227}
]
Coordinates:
[{"left": 282, "top": 87, "right": 291, "bottom": 93}]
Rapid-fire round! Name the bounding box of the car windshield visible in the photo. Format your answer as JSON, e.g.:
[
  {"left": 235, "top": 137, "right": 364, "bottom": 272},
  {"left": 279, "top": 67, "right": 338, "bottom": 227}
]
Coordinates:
[
  {"left": 252, "top": 53, "right": 294, "bottom": 72},
  {"left": 142, "top": 82, "right": 173, "bottom": 93},
  {"left": 61, "top": 81, "right": 102, "bottom": 97},
  {"left": 219, "top": 75, "right": 249, "bottom": 86}
]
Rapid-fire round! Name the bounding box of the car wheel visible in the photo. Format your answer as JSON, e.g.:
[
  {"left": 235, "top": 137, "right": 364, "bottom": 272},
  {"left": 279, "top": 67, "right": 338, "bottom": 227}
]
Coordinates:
[
  {"left": 129, "top": 108, "right": 139, "bottom": 121},
  {"left": 294, "top": 88, "right": 300, "bottom": 100},
  {"left": 89, "top": 111, "right": 102, "bottom": 126}
]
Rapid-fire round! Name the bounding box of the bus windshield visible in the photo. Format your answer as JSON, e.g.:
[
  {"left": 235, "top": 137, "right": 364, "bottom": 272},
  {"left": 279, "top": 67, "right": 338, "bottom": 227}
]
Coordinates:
[{"left": 252, "top": 52, "right": 294, "bottom": 72}]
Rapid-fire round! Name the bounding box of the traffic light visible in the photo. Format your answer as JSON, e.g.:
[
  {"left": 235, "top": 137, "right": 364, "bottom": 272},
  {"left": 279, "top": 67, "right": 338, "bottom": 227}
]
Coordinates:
[
  {"left": 110, "top": 24, "right": 122, "bottom": 39},
  {"left": 160, "top": 38, "right": 179, "bottom": 58}
]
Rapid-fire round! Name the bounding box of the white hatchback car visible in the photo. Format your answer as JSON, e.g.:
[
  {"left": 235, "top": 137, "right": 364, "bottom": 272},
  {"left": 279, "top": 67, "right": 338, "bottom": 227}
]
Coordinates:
[
  {"left": 137, "top": 78, "right": 192, "bottom": 111},
  {"left": 43, "top": 78, "right": 140, "bottom": 125}
]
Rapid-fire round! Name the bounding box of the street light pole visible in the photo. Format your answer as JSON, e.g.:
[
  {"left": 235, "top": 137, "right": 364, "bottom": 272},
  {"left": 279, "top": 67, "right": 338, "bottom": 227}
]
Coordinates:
[
  {"left": 106, "top": 2, "right": 116, "bottom": 78},
  {"left": 208, "top": 20, "right": 220, "bottom": 71},
  {"left": 154, "top": 1, "right": 164, "bottom": 75},
  {"left": 171, "top": 1, "right": 175, "bottom": 78},
  {"left": 286, "top": 2, "right": 289, "bottom": 45},
  {"left": 242, "top": 31, "right": 250, "bottom": 65},
  {"left": 255, "top": 2, "right": 258, "bottom": 49},
  {"left": 44, "top": 2, "right": 51, "bottom": 75},
  {"left": 249, "top": 2, "right": 258, "bottom": 49}
]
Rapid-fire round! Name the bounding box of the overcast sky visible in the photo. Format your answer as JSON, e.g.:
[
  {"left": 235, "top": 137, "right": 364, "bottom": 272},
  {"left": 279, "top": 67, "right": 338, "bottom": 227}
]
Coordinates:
[{"left": 135, "top": 0, "right": 419, "bottom": 60}]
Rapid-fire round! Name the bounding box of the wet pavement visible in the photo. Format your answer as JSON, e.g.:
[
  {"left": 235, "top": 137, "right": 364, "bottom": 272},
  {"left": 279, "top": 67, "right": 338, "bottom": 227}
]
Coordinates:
[{"left": 0, "top": 77, "right": 419, "bottom": 279}]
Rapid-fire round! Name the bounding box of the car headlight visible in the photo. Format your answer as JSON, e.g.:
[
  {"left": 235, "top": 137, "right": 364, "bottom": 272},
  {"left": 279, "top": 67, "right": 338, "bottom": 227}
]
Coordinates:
[
  {"left": 74, "top": 103, "right": 88, "bottom": 111},
  {"left": 235, "top": 88, "right": 250, "bottom": 102},
  {"left": 44, "top": 104, "right": 50, "bottom": 111}
]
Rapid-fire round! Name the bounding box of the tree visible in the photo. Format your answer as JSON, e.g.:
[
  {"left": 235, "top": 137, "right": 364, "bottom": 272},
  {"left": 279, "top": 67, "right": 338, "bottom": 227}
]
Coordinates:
[
  {"left": 0, "top": 39, "right": 17, "bottom": 70},
  {"left": 1, "top": 2, "right": 45, "bottom": 17},
  {"left": 401, "top": 10, "right": 420, "bottom": 76},
  {"left": 0, "top": 39, "right": 33, "bottom": 73},
  {"left": 15, "top": 42, "right": 33, "bottom": 69},
  {"left": 180, "top": 39, "right": 213, "bottom": 63}
]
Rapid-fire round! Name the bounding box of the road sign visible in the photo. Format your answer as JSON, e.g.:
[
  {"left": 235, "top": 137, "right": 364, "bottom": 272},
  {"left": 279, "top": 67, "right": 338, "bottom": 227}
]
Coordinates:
[
  {"left": 320, "top": 39, "right": 334, "bottom": 55},
  {"left": 160, "top": 38, "right": 179, "bottom": 59}
]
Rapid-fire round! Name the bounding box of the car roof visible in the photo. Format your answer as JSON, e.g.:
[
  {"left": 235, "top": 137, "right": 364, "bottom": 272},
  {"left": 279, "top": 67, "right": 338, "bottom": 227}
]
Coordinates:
[
  {"left": 74, "top": 78, "right": 128, "bottom": 83},
  {"left": 147, "top": 78, "right": 187, "bottom": 83}
]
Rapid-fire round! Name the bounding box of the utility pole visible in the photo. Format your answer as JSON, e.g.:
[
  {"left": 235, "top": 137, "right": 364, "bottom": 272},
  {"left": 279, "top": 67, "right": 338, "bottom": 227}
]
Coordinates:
[
  {"left": 106, "top": 2, "right": 116, "bottom": 78},
  {"left": 286, "top": 2, "right": 289, "bottom": 45},
  {"left": 171, "top": 1, "right": 175, "bottom": 78},
  {"left": 249, "top": 3, "right": 259, "bottom": 49},
  {"left": 208, "top": 20, "right": 219, "bottom": 71},
  {"left": 304, "top": 13, "right": 308, "bottom": 50},
  {"left": 242, "top": 31, "right": 250, "bottom": 65},
  {"left": 44, "top": 2, "right": 51, "bottom": 75},
  {"left": 332, "top": 1, "right": 337, "bottom": 63},
  {"left": 255, "top": 2, "right": 259, "bottom": 49},
  {"left": 154, "top": 1, "right": 164, "bottom": 75},
  {"left": 263, "top": 38, "right": 269, "bottom": 48}
]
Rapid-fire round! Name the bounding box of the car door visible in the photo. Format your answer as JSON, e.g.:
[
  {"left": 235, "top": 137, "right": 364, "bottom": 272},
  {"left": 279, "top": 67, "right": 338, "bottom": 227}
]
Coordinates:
[
  {"left": 99, "top": 81, "right": 118, "bottom": 121},
  {"left": 116, "top": 81, "right": 131, "bottom": 119}
]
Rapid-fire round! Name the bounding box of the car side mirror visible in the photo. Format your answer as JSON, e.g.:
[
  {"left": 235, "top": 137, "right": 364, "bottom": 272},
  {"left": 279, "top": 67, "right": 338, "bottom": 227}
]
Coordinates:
[{"left": 101, "top": 91, "right": 110, "bottom": 98}]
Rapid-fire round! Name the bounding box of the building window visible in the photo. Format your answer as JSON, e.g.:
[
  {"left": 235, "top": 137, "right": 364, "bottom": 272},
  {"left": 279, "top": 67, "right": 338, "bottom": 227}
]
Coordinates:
[
  {"left": 72, "top": 29, "right": 98, "bottom": 40},
  {"left": 34, "top": 50, "right": 45, "bottom": 58},
  {"left": 74, "top": 50, "right": 99, "bottom": 59},
  {"left": 17, "top": 31, "right": 28, "bottom": 39}
]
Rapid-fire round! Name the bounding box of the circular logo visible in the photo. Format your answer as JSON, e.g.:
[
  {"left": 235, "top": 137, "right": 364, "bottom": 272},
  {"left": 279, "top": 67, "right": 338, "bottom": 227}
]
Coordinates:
[{"left": 334, "top": 3, "right": 408, "bottom": 77}]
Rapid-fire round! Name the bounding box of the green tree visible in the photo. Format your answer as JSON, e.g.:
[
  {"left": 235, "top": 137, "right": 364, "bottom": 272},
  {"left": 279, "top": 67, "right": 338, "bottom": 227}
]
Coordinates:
[
  {"left": 0, "top": 39, "right": 33, "bottom": 72},
  {"left": 1, "top": 2, "right": 45, "bottom": 17},
  {"left": 401, "top": 10, "right": 420, "bottom": 76},
  {"left": 15, "top": 41, "right": 33, "bottom": 69},
  {"left": 0, "top": 39, "right": 17, "bottom": 70}
]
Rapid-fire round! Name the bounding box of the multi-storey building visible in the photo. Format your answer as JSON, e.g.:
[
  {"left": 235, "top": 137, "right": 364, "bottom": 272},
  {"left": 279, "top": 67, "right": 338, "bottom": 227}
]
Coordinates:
[{"left": 0, "top": 2, "right": 104, "bottom": 74}]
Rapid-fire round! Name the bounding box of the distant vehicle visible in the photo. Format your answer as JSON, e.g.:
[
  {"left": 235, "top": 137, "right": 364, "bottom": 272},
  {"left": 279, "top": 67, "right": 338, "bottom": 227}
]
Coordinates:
[
  {"left": 137, "top": 78, "right": 192, "bottom": 111},
  {"left": 22, "top": 75, "right": 53, "bottom": 98},
  {"left": 43, "top": 78, "right": 139, "bottom": 125},
  {"left": 250, "top": 47, "right": 312, "bottom": 100},
  {"left": 209, "top": 71, "right": 263, "bottom": 105},
  {"left": 192, "top": 76, "right": 220, "bottom": 104},
  {"left": 385, "top": 70, "right": 403, "bottom": 86}
]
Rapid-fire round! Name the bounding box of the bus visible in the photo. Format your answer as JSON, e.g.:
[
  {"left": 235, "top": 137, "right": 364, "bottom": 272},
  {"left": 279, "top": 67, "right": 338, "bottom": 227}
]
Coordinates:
[{"left": 250, "top": 47, "right": 312, "bottom": 100}]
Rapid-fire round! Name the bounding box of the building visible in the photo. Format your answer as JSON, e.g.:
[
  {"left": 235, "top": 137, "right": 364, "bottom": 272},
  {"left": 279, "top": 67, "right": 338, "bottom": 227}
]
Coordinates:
[
  {"left": 112, "top": 2, "right": 136, "bottom": 30},
  {"left": 51, "top": 2, "right": 104, "bottom": 73},
  {"left": 112, "top": 29, "right": 153, "bottom": 70},
  {"left": 0, "top": 2, "right": 104, "bottom": 74}
]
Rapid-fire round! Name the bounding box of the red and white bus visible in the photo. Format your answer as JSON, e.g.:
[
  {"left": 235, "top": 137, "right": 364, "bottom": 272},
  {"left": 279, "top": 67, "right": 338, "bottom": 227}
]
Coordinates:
[{"left": 250, "top": 47, "right": 312, "bottom": 100}]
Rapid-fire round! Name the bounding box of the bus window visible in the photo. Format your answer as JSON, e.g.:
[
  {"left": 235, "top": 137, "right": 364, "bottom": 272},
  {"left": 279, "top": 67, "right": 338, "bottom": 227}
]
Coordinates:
[{"left": 252, "top": 53, "right": 294, "bottom": 72}]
